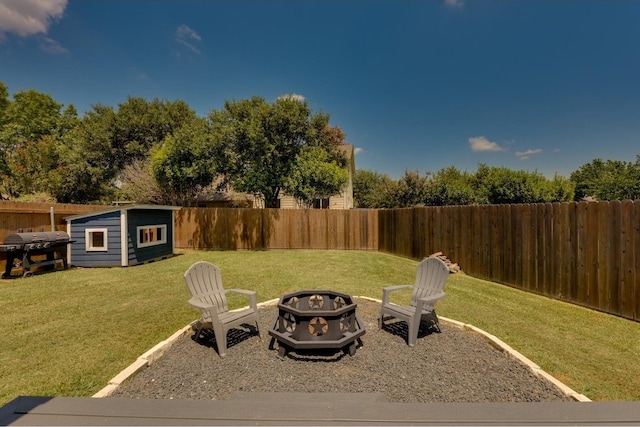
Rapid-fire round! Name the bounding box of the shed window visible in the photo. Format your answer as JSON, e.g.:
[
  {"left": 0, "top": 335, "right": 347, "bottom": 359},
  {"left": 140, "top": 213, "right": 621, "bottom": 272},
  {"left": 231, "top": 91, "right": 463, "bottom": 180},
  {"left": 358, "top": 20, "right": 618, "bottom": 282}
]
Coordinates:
[
  {"left": 137, "top": 224, "right": 167, "bottom": 248},
  {"left": 86, "top": 228, "right": 108, "bottom": 252}
]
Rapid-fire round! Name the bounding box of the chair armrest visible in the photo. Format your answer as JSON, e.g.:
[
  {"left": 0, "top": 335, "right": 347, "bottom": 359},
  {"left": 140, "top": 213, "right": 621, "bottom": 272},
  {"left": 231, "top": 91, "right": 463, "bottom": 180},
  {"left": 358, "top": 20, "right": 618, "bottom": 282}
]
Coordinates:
[
  {"left": 226, "top": 288, "right": 257, "bottom": 310},
  {"left": 187, "top": 297, "right": 213, "bottom": 310},
  {"left": 415, "top": 292, "right": 446, "bottom": 311},
  {"left": 382, "top": 284, "right": 412, "bottom": 305}
]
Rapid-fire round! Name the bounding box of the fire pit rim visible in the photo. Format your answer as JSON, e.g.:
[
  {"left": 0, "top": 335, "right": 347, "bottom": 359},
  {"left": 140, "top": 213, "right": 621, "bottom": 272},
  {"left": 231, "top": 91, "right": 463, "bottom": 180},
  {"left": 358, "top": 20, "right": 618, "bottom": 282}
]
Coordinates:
[
  {"left": 268, "top": 289, "right": 366, "bottom": 358},
  {"left": 277, "top": 289, "right": 356, "bottom": 314}
]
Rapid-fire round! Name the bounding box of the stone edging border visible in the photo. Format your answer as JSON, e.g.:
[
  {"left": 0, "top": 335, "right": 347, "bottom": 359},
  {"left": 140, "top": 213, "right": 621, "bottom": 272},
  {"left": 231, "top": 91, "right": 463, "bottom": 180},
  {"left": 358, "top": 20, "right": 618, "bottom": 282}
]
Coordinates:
[{"left": 93, "top": 296, "right": 590, "bottom": 402}]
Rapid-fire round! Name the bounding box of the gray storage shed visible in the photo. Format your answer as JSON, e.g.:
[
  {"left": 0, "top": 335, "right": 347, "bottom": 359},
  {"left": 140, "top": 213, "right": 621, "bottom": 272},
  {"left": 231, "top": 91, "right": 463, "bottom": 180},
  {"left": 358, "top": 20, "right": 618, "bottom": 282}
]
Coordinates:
[{"left": 64, "top": 205, "right": 181, "bottom": 267}]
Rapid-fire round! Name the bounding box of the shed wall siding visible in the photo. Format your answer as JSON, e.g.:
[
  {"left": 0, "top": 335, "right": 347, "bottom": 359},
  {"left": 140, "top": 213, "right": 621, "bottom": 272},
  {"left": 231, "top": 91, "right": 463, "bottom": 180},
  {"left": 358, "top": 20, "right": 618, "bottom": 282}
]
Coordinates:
[
  {"left": 127, "top": 209, "right": 174, "bottom": 265},
  {"left": 69, "top": 211, "right": 122, "bottom": 267}
]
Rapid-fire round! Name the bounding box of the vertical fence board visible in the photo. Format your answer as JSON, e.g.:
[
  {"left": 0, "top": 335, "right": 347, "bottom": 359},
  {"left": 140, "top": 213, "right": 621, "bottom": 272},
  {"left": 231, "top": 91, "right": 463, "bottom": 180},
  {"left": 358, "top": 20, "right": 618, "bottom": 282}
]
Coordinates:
[
  {"left": 542, "top": 203, "right": 553, "bottom": 296},
  {"left": 490, "top": 205, "right": 501, "bottom": 283},
  {"left": 567, "top": 202, "right": 579, "bottom": 301},
  {"left": 608, "top": 201, "right": 622, "bottom": 316},
  {"left": 576, "top": 202, "right": 588, "bottom": 305},
  {"left": 426, "top": 207, "right": 437, "bottom": 259},
  {"left": 554, "top": 203, "right": 571, "bottom": 301},
  {"left": 550, "top": 203, "right": 561, "bottom": 298},
  {"left": 628, "top": 201, "right": 640, "bottom": 321},
  {"left": 597, "top": 202, "right": 611, "bottom": 311},
  {"left": 511, "top": 204, "right": 522, "bottom": 289},
  {"left": 480, "top": 205, "right": 492, "bottom": 281},
  {"left": 526, "top": 204, "right": 537, "bottom": 293},
  {"left": 619, "top": 201, "right": 635, "bottom": 319},
  {"left": 520, "top": 205, "right": 531, "bottom": 292},
  {"left": 465, "top": 206, "right": 475, "bottom": 276},
  {"left": 586, "top": 202, "right": 600, "bottom": 310}
]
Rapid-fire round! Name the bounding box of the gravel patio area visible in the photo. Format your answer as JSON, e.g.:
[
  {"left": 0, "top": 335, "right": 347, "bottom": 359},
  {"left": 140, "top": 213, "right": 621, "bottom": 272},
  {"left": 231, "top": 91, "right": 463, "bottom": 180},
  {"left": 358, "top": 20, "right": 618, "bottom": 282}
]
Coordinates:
[{"left": 110, "top": 298, "right": 574, "bottom": 403}]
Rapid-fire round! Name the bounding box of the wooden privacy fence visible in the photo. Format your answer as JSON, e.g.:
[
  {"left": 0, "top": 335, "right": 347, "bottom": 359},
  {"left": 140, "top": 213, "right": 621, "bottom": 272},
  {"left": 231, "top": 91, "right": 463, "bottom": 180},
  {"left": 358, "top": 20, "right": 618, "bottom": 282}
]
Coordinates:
[
  {"left": 2, "top": 201, "right": 639, "bottom": 322},
  {"left": 0, "top": 202, "right": 108, "bottom": 236},
  {"left": 378, "top": 202, "right": 640, "bottom": 322},
  {"left": 174, "top": 208, "right": 378, "bottom": 251}
]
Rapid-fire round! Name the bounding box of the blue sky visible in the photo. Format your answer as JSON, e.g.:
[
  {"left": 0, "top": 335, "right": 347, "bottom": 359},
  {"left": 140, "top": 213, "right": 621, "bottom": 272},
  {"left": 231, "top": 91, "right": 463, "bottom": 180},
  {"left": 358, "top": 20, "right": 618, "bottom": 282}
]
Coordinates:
[{"left": 1, "top": 0, "right": 639, "bottom": 180}]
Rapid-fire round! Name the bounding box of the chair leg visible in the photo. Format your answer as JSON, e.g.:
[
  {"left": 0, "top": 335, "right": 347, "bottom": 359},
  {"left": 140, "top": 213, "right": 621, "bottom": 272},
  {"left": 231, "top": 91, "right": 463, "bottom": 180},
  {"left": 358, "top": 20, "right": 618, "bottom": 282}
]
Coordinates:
[
  {"left": 213, "top": 325, "right": 227, "bottom": 357},
  {"left": 432, "top": 310, "right": 441, "bottom": 333},
  {"left": 407, "top": 316, "right": 421, "bottom": 347},
  {"left": 255, "top": 320, "right": 262, "bottom": 339},
  {"left": 192, "top": 321, "right": 204, "bottom": 340}
]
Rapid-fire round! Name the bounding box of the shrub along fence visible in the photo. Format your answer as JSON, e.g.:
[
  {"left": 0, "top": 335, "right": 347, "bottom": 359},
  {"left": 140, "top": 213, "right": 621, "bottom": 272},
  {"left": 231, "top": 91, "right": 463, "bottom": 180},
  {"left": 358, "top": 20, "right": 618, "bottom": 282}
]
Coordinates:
[{"left": 1, "top": 201, "right": 638, "bottom": 322}]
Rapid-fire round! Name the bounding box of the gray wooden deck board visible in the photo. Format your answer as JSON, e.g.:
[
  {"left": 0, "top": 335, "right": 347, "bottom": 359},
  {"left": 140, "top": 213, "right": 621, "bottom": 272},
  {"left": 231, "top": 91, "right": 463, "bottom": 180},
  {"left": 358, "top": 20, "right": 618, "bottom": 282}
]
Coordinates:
[{"left": 3, "top": 394, "right": 640, "bottom": 426}]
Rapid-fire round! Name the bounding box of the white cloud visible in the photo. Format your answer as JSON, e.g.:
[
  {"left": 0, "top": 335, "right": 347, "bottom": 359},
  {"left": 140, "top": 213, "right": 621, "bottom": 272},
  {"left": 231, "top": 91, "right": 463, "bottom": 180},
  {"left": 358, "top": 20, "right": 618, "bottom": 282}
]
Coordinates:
[
  {"left": 354, "top": 147, "right": 363, "bottom": 155},
  {"left": 468, "top": 136, "right": 506, "bottom": 152},
  {"left": 0, "top": 0, "right": 67, "bottom": 40},
  {"left": 176, "top": 24, "right": 202, "bottom": 54},
  {"left": 278, "top": 93, "right": 306, "bottom": 102},
  {"left": 444, "top": 0, "right": 463, "bottom": 8},
  {"left": 38, "top": 36, "right": 67, "bottom": 54},
  {"left": 131, "top": 67, "right": 148, "bottom": 81},
  {"left": 516, "top": 148, "right": 543, "bottom": 160}
]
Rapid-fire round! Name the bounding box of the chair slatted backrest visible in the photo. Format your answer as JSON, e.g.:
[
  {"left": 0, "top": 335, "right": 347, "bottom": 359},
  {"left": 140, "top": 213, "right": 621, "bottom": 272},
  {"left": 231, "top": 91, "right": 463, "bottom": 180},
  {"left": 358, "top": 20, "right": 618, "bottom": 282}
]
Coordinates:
[
  {"left": 184, "top": 261, "right": 229, "bottom": 313},
  {"left": 411, "top": 257, "right": 449, "bottom": 306}
]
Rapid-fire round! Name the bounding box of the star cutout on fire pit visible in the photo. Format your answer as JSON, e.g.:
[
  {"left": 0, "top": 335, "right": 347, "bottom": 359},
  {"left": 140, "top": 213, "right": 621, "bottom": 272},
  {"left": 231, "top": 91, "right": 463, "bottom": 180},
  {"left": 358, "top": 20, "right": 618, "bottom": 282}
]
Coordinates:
[
  {"left": 309, "top": 294, "right": 324, "bottom": 309},
  {"left": 283, "top": 312, "right": 296, "bottom": 332},
  {"left": 339, "top": 313, "right": 351, "bottom": 332},
  {"left": 333, "top": 296, "right": 346, "bottom": 309},
  {"left": 308, "top": 316, "right": 329, "bottom": 336}
]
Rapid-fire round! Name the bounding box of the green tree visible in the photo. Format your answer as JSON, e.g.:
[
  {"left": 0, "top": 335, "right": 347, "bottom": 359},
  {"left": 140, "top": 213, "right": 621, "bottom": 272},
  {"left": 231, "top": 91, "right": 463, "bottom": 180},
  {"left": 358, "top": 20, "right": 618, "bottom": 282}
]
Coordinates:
[
  {"left": 389, "top": 170, "right": 430, "bottom": 208},
  {"left": 0, "top": 88, "right": 74, "bottom": 199},
  {"left": 211, "top": 96, "right": 338, "bottom": 208},
  {"left": 425, "top": 166, "right": 476, "bottom": 206},
  {"left": 539, "top": 173, "right": 575, "bottom": 202},
  {"left": 570, "top": 157, "right": 640, "bottom": 201},
  {"left": 353, "top": 169, "right": 396, "bottom": 208},
  {"left": 58, "top": 97, "right": 198, "bottom": 203},
  {"left": 5, "top": 135, "right": 65, "bottom": 197},
  {"left": 0, "top": 82, "right": 9, "bottom": 127},
  {"left": 150, "top": 117, "right": 218, "bottom": 206},
  {"left": 113, "top": 97, "right": 197, "bottom": 167},
  {"left": 57, "top": 104, "right": 118, "bottom": 202},
  {"left": 115, "top": 159, "right": 168, "bottom": 205},
  {"left": 473, "top": 164, "right": 566, "bottom": 204},
  {"left": 283, "top": 146, "right": 349, "bottom": 208}
]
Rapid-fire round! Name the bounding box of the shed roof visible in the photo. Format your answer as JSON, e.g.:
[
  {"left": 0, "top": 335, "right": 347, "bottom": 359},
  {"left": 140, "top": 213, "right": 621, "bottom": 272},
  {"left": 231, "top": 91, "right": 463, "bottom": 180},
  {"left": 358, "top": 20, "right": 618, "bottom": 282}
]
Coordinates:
[{"left": 64, "top": 204, "right": 181, "bottom": 222}]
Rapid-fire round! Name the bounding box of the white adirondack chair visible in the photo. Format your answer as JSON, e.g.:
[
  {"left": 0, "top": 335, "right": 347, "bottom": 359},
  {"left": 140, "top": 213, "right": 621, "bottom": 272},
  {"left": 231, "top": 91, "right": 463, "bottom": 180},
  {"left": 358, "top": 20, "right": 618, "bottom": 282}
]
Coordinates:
[
  {"left": 379, "top": 256, "right": 450, "bottom": 346},
  {"left": 184, "top": 261, "right": 261, "bottom": 357}
]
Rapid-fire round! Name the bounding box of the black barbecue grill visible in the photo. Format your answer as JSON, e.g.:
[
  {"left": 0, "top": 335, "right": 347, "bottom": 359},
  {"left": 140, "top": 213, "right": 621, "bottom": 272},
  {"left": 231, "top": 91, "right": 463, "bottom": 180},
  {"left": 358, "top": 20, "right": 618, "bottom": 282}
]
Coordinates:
[{"left": 0, "top": 231, "right": 73, "bottom": 278}]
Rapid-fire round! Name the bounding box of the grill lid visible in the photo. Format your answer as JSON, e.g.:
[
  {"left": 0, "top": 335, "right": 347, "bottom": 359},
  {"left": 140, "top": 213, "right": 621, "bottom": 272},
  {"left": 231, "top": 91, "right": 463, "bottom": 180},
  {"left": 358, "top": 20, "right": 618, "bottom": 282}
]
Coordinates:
[{"left": 3, "top": 231, "right": 71, "bottom": 246}]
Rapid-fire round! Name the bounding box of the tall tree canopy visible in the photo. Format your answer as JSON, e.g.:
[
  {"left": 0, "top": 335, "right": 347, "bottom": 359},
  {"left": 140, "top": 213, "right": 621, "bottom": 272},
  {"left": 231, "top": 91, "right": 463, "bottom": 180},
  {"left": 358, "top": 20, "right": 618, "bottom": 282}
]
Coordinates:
[
  {"left": 570, "top": 157, "right": 640, "bottom": 201},
  {"left": 0, "top": 88, "right": 77, "bottom": 199},
  {"left": 353, "top": 169, "right": 396, "bottom": 208},
  {"left": 425, "top": 166, "right": 477, "bottom": 206},
  {"left": 57, "top": 97, "right": 198, "bottom": 203},
  {"left": 210, "top": 96, "right": 346, "bottom": 208},
  {"left": 150, "top": 117, "right": 217, "bottom": 206},
  {"left": 283, "top": 146, "right": 348, "bottom": 208},
  {"left": 354, "top": 164, "right": 575, "bottom": 208}
]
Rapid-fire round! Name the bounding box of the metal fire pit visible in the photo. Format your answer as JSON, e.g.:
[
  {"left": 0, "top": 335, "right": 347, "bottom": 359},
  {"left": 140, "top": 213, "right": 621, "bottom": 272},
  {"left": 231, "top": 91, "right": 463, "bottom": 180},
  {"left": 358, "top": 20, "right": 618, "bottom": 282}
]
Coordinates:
[
  {"left": 0, "top": 231, "right": 73, "bottom": 278},
  {"left": 268, "top": 290, "right": 365, "bottom": 359}
]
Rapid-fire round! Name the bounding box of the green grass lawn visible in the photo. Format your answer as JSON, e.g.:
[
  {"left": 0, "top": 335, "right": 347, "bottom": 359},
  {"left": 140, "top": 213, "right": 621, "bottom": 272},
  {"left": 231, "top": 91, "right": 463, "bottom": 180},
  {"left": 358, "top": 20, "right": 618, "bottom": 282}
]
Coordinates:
[{"left": 1, "top": 249, "right": 638, "bottom": 406}]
